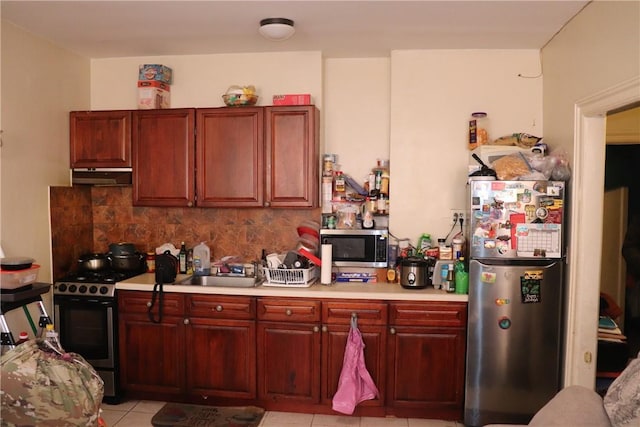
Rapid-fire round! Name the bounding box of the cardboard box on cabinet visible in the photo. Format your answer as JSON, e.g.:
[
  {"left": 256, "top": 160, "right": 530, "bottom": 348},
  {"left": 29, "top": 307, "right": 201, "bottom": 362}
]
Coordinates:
[
  {"left": 137, "top": 81, "right": 171, "bottom": 109},
  {"left": 138, "top": 64, "right": 173, "bottom": 84}
]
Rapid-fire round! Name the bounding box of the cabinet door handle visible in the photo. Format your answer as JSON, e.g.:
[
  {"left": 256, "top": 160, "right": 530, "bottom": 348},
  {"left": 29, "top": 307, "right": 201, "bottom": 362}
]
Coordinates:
[
  {"left": 264, "top": 202, "right": 271, "bottom": 207},
  {"left": 187, "top": 201, "right": 194, "bottom": 207},
  {"left": 215, "top": 305, "right": 223, "bottom": 312},
  {"left": 184, "top": 318, "right": 190, "bottom": 325},
  {"left": 321, "top": 325, "right": 328, "bottom": 333},
  {"left": 389, "top": 327, "right": 396, "bottom": 335},
  {"left": 285, "top": 309, "right": 292, "bottom": 316},
  {"left": 146, "top": 301, "right": 152, "bottom": 308},
  {"left": 313, "top": 326, "right": 320, "bottom": 333}
]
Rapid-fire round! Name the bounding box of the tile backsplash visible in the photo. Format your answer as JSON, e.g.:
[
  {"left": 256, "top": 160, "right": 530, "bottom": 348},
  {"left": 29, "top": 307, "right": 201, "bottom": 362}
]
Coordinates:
[{"left": 50, "top": 186, "right": 320, "bottom": 280}]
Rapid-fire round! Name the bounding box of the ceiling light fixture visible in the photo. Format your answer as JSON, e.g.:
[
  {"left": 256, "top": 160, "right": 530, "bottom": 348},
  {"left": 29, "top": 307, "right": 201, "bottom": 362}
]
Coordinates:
[{"left": 259, "top": 18, "right": 295, "bottom": 41}]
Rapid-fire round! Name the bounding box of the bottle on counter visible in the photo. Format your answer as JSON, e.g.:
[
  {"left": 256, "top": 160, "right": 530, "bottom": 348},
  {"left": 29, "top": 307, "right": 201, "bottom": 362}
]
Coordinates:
[
  {"left": 15, "top": 331, "right": 29, "bottom": 345},
  {"left": 334, "top": 171, "right": 346, "bottom": 195},
  {"left": 146, "top": 251, "right": 156, "bottom": 273},
  {"left": 454, "top": 257, "right": 469, "bottom": 294},
  {"left": 178, "top": 242, "right": 187, "bottom": 274},
  {"left": 446, "top": 267, "right": 456, "bottom": 293},
  {"left": 193, "top": 242, "right": 211, "bottom": 276},
  {"left": 45, "top": 324, "right": 63, "bottom": 352},
  {"left": 418, "top": 233, "right": 432, "bottom": 255}
]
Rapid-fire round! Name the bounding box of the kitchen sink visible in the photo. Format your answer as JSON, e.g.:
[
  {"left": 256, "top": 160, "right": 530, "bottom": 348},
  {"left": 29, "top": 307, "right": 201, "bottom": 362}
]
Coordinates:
[{"left": 175, "top": 275, "right": 262, "bottom": 288}]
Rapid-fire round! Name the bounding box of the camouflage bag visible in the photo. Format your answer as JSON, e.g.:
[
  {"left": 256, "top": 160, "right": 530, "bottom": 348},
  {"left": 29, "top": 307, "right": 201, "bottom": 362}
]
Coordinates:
[{"left": 0, "top": 338, "right": 104, "bottom": 427}]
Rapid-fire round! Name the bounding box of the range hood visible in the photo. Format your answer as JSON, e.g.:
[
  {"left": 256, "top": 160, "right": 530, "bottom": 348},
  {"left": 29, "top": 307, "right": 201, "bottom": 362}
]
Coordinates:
[{"left": 71, "top": 168, "right": 132, "bottom": 186}]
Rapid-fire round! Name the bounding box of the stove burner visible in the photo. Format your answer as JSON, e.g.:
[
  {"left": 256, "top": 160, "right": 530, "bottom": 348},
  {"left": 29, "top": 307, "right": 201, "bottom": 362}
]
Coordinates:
[{"left": 55, "top": 267, "right": 146, "bottom": 298}]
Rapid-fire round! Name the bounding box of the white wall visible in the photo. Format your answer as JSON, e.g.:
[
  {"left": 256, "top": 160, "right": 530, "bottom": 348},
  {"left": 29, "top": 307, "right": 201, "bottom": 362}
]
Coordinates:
[
  {"left": 1, "top": 21, "right": 90, "bottom": 277},
  {"left": 91, "top": 50, "right": 542, "bottom": 246},
  {"left": 1, "top": 20, "right": 90, "bottom": 329},
  {"left": 389, "top": 50, "right": 543, "bottom": 243},
  {"left": 90, "top": 52, "right": 323, "bottom": 110},
  {"left": 542, "top": 1, "right": 640, "bottom": 387},
  {"left": 323, "top": 58, "right": 391, "bottom": 183}
]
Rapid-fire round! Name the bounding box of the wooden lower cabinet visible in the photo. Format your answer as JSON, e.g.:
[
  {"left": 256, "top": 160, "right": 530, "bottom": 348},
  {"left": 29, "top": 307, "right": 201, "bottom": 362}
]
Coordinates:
[
  {"left": 386, "top": 302, "right": 467, "bottom": 420},
  {"left": 321, "top": 300, "right": 387, "bottom": 414},
  {"left": 119, "top": 291, "right": 466, "bottom": 419},
  {"left": 185, "top": 294, "right": 256, "bottom": 403},
  {"left": 118, "top": 291, "right": 186, "bottom": 400},
  {"left": 118, "top": 291, "right": 256, "bottom": 403},
  {"left": 256, "top": 298, "right": 322, "bottom": 405}
]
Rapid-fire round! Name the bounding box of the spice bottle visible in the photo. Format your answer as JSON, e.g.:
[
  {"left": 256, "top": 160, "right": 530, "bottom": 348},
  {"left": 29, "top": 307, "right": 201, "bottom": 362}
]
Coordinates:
[
  {"left": 146, "top": 252, "right": 156, "bottom": 273},
  {"left": 334, "top": 171, "right": 346, "bottom": 195}
]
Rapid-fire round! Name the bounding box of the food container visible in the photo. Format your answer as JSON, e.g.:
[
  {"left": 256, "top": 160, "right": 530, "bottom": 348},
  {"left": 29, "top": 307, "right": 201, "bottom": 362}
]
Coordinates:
[
  {"left": 222, "top": 93, "right": 258, "bottom": 106},
  {"left": 0, "top": 264, "right": 40, "bottom": 290}
]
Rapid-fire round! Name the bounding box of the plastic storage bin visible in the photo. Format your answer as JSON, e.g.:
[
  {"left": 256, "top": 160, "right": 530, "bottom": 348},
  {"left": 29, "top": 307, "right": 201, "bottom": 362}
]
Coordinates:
[{"left": 0, "top": 265, "right": 40, "bottom": 290}]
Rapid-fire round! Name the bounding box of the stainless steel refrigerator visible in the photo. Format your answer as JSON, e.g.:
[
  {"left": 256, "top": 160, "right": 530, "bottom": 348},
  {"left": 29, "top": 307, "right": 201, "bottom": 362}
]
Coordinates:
[{"left": 464, "top": 180, "right": 566, "bottom": 427}]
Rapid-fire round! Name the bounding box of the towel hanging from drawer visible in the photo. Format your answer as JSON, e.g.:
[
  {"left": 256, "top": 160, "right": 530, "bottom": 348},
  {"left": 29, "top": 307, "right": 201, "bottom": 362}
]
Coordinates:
[{"left": 331, "top": 314, "right": 379, "bottom": 415}]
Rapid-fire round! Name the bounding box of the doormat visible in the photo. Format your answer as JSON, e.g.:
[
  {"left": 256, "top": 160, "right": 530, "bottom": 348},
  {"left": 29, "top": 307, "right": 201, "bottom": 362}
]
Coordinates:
[{"left": 151, "top": 404, "right": 265, "bottom": 427}]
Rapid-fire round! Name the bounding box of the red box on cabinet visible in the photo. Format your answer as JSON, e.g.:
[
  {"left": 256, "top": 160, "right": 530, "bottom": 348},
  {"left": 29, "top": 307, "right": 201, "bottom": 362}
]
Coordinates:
[{"left": 272, "top": 94, "right": 312, "bottom": 105}]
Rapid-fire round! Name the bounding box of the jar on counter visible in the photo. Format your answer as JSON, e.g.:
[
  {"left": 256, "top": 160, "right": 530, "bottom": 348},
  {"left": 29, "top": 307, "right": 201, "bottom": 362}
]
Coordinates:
[
  {"left": 334, "top": 171, "right": 346, "bottom": 194},
  {"left": 469, "top": 112, "right": 489, "bottom": 150},
  {"left": 146, "top": 252, "right": 156, "bottom": 273}
]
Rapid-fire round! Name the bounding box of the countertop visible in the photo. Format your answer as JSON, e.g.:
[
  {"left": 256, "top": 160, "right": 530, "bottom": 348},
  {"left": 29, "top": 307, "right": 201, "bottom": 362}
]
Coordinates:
[{"left": 116, "top": 273, "right": 468, "bottom": 302}]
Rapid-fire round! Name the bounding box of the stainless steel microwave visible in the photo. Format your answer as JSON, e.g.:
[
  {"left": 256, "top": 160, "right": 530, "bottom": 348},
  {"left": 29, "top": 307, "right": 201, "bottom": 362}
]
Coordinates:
[{"left": 320, "top": 228, "right": 388, "bottom": 268}]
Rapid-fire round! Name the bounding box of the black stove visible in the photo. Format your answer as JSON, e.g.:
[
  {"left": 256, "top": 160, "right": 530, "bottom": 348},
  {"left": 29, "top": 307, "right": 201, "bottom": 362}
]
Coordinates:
[{"left": 54, "top": 269, "right": 145, "bottom": 298}]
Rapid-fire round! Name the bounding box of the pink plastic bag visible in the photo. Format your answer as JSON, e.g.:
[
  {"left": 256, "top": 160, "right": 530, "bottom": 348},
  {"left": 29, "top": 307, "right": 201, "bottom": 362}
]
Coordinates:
[{"left": 331, "top": 316, "right": 380, "bottom": 415}]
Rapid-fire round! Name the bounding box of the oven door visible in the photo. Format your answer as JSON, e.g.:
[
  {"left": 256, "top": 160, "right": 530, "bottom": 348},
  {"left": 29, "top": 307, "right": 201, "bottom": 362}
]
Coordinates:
[{"left": 54, "top": 295, "right": 116, "bottom": 369}]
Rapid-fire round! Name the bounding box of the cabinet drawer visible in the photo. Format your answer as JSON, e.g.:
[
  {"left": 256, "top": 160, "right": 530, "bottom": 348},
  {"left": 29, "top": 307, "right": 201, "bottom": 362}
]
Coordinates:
[
  {"left": 118, "top": 290, "right": 184, "bottom": 316},
  {"left": 257, "top": 298, "right": 320, "bottom": 322},
  {"left": 389, "top": 302, "right": 467, "bottom": 327},
  {"left": 187, "top": 294, "right": 255, "bottom": 320},
  {"left": 322, "top": 300, "right": 387, "bottom": 325}
]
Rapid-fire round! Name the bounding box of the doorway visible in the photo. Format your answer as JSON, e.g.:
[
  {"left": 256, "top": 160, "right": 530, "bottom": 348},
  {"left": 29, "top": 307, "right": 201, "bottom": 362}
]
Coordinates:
[
  {"left": 565, "top": 76, "right": 640, "bottom": 387},
  {"left": 603, "top": 142, "right": 640, "bottom": 356}
]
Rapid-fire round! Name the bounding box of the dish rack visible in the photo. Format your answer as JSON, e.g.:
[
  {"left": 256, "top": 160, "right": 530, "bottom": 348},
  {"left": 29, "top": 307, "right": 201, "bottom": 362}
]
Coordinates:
[{"left": 262, "top": 266, "right": 317, "bottom": 288}]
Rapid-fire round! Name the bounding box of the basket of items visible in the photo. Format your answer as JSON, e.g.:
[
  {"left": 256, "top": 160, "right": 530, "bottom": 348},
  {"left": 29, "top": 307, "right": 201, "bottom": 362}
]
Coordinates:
[
  {"left": 222, "top": 85, "right": 258, "bottom": 106},
  {"left": 263, "top": 266, "right": 318, "bottom": 288}
]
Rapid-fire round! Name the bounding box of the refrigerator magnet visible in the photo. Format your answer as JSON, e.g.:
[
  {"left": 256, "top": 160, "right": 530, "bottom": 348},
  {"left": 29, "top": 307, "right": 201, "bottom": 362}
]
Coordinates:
[
  {"left": 521, "top": 274, "right": 542, "bottom": 304},
  {"left": 481, "top": 271, "right": 496, "bottom": 283}
]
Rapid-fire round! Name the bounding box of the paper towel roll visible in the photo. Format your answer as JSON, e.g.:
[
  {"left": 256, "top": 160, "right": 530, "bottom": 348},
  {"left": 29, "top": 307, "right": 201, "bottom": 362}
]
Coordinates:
[{"left": 321, "top": 244, "right": 332, "bottom": 285}]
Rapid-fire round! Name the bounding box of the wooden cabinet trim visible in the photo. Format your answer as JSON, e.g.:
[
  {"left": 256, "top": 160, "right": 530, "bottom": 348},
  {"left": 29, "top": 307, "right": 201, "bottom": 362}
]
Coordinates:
[
  {"left": 322, "top": 300, "right": 388, "bottom": 325},
  {"left": 187, "top": 294, "right": 256, "bottom": 319},
  {"left": 257, "top": 298, "right": 321, "bottom": 322},
  {"left": 118, "top": 290, "right": 185, "bottom": 316},
  {"left": 389, "top": 302, "right": 467, "bottom": 327}
]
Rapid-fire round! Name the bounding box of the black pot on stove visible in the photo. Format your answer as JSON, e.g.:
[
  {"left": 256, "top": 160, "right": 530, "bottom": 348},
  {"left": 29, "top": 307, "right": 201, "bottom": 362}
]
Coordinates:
[{"left": 108, "top": 252, "right": 146, "bottom": 272}]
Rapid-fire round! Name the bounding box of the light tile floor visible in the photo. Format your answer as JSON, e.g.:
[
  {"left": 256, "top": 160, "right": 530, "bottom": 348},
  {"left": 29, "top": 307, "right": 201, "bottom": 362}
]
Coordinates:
[{"left": 101, "top": 400, "right": 464, "bottom": 427}]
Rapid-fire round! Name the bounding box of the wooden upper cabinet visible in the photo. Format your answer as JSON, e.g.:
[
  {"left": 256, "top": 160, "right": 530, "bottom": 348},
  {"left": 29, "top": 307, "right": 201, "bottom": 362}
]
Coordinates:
[
  {"left": 70, "top": 110, "right": 132, "bottom": 168},
  {"left": 196, "top": 108, "right": 264, "bottom": 208},
  {"left": 132, "top": 109, "right": 196, "bottom": 207},
  {"left": 265, "top": 106, "right": 319, "bottom": 208}
]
